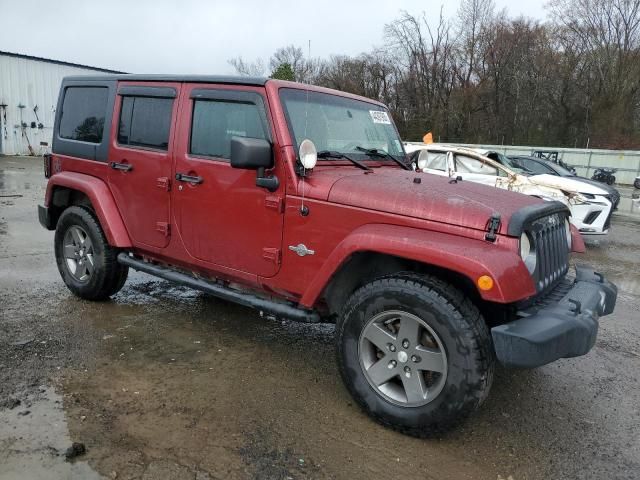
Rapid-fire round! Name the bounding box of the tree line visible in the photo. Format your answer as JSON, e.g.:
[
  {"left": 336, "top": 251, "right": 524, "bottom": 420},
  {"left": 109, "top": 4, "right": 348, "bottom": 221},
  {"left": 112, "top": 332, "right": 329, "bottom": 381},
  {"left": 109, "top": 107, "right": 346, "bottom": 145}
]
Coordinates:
[{"left": 229, "top": 0, "right": 640, "bottom": 149}]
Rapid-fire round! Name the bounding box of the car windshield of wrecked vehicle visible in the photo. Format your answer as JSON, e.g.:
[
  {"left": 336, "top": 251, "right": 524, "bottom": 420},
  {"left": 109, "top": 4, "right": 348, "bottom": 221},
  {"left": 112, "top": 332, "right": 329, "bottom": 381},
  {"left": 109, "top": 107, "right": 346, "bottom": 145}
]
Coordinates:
[{"left": 279, "top": 88, "right": 406, "bottom": 161}]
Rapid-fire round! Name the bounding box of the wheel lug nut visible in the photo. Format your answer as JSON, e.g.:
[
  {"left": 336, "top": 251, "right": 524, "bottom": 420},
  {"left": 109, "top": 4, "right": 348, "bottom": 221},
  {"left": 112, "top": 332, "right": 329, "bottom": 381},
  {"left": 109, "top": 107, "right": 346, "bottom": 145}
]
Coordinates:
[
  {"left": 388, "top": 360, "right": 397, "bottom": 369},
  {"left": 404, "top": 367, "right": 411, "bottom": 377},
  {"left": 402, "top": 339, "right": 409, "bottom": 349},
  {"left": 411, "top": 355, "right": 418, "bottom": 362},
  {"left": 389, "top": 344, "right": 396, "bottom": 352}
]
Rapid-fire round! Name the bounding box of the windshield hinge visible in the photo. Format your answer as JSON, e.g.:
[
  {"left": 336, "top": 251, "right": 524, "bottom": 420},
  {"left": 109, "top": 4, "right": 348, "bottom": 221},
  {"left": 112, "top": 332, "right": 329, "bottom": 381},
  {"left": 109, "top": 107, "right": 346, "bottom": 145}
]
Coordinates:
[{"left": 485, "top": 213, "right": 501, "bottom": 242}]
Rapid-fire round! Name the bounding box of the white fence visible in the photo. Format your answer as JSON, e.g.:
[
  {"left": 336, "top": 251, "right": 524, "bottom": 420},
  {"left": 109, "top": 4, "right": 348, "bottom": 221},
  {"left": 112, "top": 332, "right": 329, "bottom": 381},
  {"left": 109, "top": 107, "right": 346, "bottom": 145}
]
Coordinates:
[{"left": 449, "top": 144, "right": 640, "bottom": 185}]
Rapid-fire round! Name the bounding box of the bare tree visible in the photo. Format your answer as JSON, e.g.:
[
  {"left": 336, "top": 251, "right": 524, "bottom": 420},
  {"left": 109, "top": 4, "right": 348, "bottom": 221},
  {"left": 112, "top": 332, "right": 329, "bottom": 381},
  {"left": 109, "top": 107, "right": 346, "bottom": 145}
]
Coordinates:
[
  {"left": 225, "top": 0, "right": 640, "bottom": 148},
  {"left": 228, "top": 57, "right": 265, "bottom": 76}
]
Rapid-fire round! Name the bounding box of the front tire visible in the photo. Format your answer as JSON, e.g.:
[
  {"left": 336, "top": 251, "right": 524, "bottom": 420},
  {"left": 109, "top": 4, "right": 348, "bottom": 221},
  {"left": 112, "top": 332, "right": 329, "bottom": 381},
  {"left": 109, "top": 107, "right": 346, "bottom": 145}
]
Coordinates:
[
  {"left": 336, "top": 273, "right": 494, "bottom": 436},
  {"left": 54, "top": 206, "right": 128, "bottom": 300}
]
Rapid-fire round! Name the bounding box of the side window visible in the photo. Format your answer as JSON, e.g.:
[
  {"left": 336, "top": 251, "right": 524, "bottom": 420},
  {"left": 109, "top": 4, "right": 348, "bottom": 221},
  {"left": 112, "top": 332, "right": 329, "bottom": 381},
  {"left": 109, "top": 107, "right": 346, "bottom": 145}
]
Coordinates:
[
  {"left": 118, "top": 96, "right": 174, "bottom": 150},
  {"left": 455, "top": 155, "right": 498, "bottom": 176},
  {"left": 522, "top": 159, "right": 554, "bottom": 174},
  {"left": 190, "top": 99, "right": 269, "bottom": 160},
  {"left": 59, "top": 87, "right": 108, "bottom": 143},
  {"left": 417, "top": 150, "right": 448, "bottom": 171}
]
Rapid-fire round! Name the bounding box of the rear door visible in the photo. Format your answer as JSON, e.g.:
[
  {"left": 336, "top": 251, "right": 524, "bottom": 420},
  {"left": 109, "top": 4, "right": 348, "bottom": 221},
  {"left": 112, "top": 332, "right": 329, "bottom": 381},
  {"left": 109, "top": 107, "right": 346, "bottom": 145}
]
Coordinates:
[
  {"left": 172, "top": 84, "right": 284, "bottom": 277},
  {"left": 108, "top": 83, "right": 180, "bottom": 249}
]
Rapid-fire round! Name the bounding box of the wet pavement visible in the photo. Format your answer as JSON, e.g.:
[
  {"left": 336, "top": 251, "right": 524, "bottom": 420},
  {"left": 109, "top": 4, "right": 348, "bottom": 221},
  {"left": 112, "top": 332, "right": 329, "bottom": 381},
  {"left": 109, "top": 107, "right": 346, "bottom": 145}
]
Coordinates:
[{"left": 1, "top": 156, "right": 639, "bottom": 480}]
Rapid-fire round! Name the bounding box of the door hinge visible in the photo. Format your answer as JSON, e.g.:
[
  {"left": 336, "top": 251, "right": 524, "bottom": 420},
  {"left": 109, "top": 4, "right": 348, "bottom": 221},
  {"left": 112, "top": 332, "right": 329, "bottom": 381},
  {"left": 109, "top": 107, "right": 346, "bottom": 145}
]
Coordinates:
[
  {"left": 157, "top": 177, "right": 171, "bottom": 191},
  {"left": 156, "top": 222, "right": 170, "bottom": 237},
  {"left": 265, "top": 195, "right": 284, "bottom": 213},
  {"left": 262, "top": 247, "right": 281, "bottom": 265}
]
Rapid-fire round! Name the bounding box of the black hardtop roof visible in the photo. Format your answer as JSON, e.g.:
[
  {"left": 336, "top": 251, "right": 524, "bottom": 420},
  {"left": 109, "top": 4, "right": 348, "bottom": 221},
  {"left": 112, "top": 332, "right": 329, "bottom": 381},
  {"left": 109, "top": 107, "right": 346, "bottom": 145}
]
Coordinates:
[{"left": 62, "top": 74, "right": 268, "bottom": 86}]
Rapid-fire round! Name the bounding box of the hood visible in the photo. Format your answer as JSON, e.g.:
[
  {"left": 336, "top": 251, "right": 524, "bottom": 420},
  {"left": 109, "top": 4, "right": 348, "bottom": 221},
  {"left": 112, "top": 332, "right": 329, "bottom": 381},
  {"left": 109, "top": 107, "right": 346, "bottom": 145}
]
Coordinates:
[
  {"left": 529, "top": 174, "right": 608, "bottom": 195},
  {"left": 324, "top": 169, "right": 544, "bottom": 235}
]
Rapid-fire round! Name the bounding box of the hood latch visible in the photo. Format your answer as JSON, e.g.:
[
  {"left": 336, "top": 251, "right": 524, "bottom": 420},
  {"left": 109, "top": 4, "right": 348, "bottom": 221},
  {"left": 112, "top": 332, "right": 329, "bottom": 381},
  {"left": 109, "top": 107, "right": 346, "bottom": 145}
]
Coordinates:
[{"left": 485, "top": 213, "right": 501, "bottom": 242}]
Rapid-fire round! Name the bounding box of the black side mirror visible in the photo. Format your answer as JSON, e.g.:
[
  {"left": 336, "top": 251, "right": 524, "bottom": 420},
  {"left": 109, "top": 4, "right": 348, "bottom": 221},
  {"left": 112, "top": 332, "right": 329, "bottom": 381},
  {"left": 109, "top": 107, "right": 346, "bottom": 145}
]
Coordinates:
[
  {"left": 230, "top": 136, "right": 279, "bottom": 192},
  {"left": 230, "top": 137, "right": 273, "bottom": 170}
]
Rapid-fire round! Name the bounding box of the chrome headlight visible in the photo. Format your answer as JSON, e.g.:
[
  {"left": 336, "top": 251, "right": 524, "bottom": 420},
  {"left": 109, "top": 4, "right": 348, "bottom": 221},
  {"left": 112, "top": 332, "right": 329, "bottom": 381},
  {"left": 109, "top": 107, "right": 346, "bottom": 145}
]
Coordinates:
[
  {"left": 519, "top": 232, "right": 536, "bottom": 274},
  {"left": 564, "top": 219, "right": 572, "bottom": 250}
]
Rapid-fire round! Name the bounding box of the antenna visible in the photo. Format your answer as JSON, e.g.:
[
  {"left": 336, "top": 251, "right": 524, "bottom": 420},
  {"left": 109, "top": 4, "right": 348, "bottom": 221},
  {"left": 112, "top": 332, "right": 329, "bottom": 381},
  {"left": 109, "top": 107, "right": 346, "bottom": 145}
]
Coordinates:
[{"left": 300, "top": 39, "right": 311, "bottom": 216}]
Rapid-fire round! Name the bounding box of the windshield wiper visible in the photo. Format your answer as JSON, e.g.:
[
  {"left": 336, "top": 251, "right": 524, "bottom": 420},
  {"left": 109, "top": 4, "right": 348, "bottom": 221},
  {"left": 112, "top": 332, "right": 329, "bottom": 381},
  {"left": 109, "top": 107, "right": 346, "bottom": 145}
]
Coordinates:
[
  {"left": 317, "top": 150, "right": 371, "bottom": 171},
  {"left": 354, "top": 146, "right": 410, "bottom": 170}
]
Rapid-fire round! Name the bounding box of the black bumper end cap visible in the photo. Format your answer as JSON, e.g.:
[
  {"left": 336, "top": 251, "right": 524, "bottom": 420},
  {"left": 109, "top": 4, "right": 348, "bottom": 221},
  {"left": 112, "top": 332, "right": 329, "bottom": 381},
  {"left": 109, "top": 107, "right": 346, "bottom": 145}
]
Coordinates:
[
  {"left": 492, "top": 266, "right": 617, "bottom": 369},
  {"left": 38, "top": 205, "right": 55, "bottom": 230}
]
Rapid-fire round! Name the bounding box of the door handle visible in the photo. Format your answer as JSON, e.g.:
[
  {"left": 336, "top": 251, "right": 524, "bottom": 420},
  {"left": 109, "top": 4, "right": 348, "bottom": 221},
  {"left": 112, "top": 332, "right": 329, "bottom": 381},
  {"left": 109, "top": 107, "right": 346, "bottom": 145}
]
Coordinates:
[
  {"left": 110, "top": 161, "right": 133, "bottom": 172},
  {"left": 175, "top": 173, "right": 203, "bottom": 184}
]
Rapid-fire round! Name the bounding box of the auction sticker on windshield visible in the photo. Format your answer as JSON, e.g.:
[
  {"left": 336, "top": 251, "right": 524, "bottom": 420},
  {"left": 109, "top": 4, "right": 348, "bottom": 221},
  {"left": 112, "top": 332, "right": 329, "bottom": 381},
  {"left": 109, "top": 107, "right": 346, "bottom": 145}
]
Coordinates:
[{"left": 370, "top": 110, "right": 391, "bottom": 124}]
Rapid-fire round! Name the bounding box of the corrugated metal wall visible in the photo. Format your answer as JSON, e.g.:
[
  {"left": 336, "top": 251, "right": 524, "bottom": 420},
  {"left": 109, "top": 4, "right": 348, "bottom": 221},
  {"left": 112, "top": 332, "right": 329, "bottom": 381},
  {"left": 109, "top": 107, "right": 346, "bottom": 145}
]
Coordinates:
[{"left": 0, "top": 54, "right": 111, "bottom": 155}]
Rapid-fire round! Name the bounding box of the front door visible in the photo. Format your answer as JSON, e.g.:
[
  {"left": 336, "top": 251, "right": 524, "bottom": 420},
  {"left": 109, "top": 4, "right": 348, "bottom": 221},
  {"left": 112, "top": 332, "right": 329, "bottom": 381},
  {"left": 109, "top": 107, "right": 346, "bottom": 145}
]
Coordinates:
[
  {"left": 108, "top": 83, "right": 180, "bottom": 249},
  {"left": 173, "top": 84, "right": 284, "bottom": 277},
  {"left": 452, "top": 153, "right": 503, "bottom": 187}
]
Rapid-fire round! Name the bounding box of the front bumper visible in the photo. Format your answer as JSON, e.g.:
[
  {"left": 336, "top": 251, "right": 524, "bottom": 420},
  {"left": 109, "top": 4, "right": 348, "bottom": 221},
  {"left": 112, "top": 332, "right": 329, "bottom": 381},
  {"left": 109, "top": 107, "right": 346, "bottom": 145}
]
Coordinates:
[
  {"left": 570, "top": 196, "right": 613, "bottom": 235},
  {"left": 492, "top": 265, "right": 617, "bottom": 368}
]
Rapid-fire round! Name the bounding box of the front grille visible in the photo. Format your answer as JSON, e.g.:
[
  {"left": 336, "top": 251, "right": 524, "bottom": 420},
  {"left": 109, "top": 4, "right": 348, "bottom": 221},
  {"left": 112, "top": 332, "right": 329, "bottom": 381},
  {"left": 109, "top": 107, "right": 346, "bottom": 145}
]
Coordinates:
[{"left": 529, "top": 213, "right": 570, "bottom": 295}]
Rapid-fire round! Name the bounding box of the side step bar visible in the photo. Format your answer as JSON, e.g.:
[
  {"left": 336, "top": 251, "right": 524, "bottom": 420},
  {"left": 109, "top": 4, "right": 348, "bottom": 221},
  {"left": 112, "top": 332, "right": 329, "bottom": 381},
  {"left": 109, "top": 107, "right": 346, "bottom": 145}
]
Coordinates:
[{"left": 117, "top": 253, "right": 320, "bottom": 323}]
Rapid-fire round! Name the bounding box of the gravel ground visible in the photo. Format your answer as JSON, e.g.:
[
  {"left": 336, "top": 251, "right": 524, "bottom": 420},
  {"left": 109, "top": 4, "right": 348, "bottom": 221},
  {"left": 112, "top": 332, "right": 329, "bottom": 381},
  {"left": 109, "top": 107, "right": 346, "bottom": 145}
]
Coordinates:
[{"left": 1, "top": 156, "right": 639, "bottom": 480}]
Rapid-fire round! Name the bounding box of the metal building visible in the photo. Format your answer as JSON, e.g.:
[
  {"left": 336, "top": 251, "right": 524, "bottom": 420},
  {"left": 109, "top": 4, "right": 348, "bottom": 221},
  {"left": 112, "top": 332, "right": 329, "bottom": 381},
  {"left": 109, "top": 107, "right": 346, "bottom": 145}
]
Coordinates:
[{"left": 0, "top": 51, "right": 121, "bottom": 155}]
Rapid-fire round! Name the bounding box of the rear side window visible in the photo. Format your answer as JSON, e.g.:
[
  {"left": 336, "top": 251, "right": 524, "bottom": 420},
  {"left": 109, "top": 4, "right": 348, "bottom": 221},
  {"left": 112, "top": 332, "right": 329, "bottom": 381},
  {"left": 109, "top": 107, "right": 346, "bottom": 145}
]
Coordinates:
[
  {"left": 118, "top": 97, "right": 173, "bottom": 150},
  {"left": 190, "top": 99, "right": 269, "bottom": 160},
  {"left": 59, "top": 87, "right": 108, "bottom": 143}
]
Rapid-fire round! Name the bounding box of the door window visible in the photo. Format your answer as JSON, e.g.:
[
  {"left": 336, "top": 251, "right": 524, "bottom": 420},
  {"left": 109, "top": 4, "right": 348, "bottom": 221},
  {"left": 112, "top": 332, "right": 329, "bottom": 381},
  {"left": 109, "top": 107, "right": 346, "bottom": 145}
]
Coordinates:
[
  {"left": 190, "top": 99, "right": 270, "bottom": 160},
  {"left": 455, "top": 155, "right": 498, "bottom": 176},
  {"left": 117, "top": 96, "right": 174, "bottom": 150},
  {"left": 417, "top": 150, "right": 448, "bottom": 171},
  {"left": 59, "top": 87, "right": 109, "bottom": 143}
]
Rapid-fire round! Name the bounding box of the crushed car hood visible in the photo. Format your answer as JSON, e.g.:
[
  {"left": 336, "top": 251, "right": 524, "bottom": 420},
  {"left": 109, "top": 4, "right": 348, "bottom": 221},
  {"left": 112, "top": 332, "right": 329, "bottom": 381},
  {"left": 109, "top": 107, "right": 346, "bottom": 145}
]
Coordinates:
[
  {"left": 325, "top": 169, "right": 544, "bottom": 235},
  {"left": 529, "top": 174, "right": 608, "bottom": 195}
]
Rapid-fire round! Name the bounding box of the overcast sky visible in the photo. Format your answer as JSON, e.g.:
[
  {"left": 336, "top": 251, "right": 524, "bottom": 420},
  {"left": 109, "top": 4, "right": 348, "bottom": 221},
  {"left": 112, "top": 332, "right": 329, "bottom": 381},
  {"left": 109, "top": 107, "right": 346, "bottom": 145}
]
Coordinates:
[{"left": 0, "top": 0, "right": 547, "bottom": 75}]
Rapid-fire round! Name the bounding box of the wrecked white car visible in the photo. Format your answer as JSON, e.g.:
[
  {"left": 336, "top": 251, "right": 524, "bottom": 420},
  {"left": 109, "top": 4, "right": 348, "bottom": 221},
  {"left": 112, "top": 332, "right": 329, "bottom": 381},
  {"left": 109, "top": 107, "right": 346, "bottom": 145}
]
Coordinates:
[{"left": 404, "top": 143, "right": 613, "bottom": 235}]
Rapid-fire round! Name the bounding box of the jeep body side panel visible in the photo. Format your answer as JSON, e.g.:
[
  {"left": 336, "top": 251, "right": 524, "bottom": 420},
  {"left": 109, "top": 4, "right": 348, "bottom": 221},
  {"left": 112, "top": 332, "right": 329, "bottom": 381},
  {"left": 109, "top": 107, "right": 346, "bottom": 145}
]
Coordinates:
[
  {"left": 44, "top": 170, "right": 132, "bottom": 247},
  {"left": 267, "top": 196, "right": 536, "bottom": 307}
]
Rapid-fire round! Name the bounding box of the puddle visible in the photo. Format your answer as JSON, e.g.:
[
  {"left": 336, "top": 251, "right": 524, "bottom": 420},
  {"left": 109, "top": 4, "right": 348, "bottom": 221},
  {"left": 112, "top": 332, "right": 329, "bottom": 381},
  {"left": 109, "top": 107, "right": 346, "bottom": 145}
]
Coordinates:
[{"left": 0, "top": 387, "right": 102, "bottom": 480}]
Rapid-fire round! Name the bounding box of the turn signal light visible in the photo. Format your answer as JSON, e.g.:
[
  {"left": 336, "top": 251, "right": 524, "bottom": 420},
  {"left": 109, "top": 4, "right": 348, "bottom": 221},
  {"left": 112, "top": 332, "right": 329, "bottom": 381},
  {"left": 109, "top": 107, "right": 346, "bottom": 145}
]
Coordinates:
[{"left": 477, "top": 275, "right": 494, "bottom": 291}]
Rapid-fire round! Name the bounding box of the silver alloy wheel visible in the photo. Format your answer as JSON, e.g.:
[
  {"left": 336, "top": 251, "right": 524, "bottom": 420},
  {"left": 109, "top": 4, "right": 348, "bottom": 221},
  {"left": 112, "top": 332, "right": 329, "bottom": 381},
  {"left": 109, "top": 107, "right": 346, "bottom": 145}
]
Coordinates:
[
  {"left": 358, "top": 310, "right": 448, "bottom": 407},
  {"left": 62, "top": 225, "right": 95, "bottom": 283}
]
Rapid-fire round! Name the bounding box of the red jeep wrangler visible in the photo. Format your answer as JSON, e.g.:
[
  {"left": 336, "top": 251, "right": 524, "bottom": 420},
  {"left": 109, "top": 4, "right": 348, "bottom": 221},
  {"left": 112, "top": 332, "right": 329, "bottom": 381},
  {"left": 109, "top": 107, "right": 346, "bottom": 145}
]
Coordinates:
[{"left": 39, "top": 75, "right": 617, "bottom": 435}]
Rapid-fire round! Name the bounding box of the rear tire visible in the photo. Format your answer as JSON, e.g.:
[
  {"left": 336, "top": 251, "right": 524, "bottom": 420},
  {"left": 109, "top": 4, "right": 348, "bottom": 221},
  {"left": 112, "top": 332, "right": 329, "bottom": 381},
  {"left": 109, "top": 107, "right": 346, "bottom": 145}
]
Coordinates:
[
  {"left": 54, "top": 206, "right": 128, "bottom": 300},
  {"left": 336, "top": 273, "right": 494, "bottom": 437},
  {"left": 634, "top": 178, "right": 640, "bottom": 189}
]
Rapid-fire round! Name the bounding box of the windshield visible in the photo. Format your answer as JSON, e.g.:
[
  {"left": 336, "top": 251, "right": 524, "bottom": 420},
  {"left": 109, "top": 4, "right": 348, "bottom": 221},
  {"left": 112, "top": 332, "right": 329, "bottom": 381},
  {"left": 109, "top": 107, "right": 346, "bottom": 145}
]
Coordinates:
[
  {"left": 497, "top": 153, "right": 529, "bottom": 174},
  {"left": 279, "top": 88, "right": 405, "bottom": 161}
]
